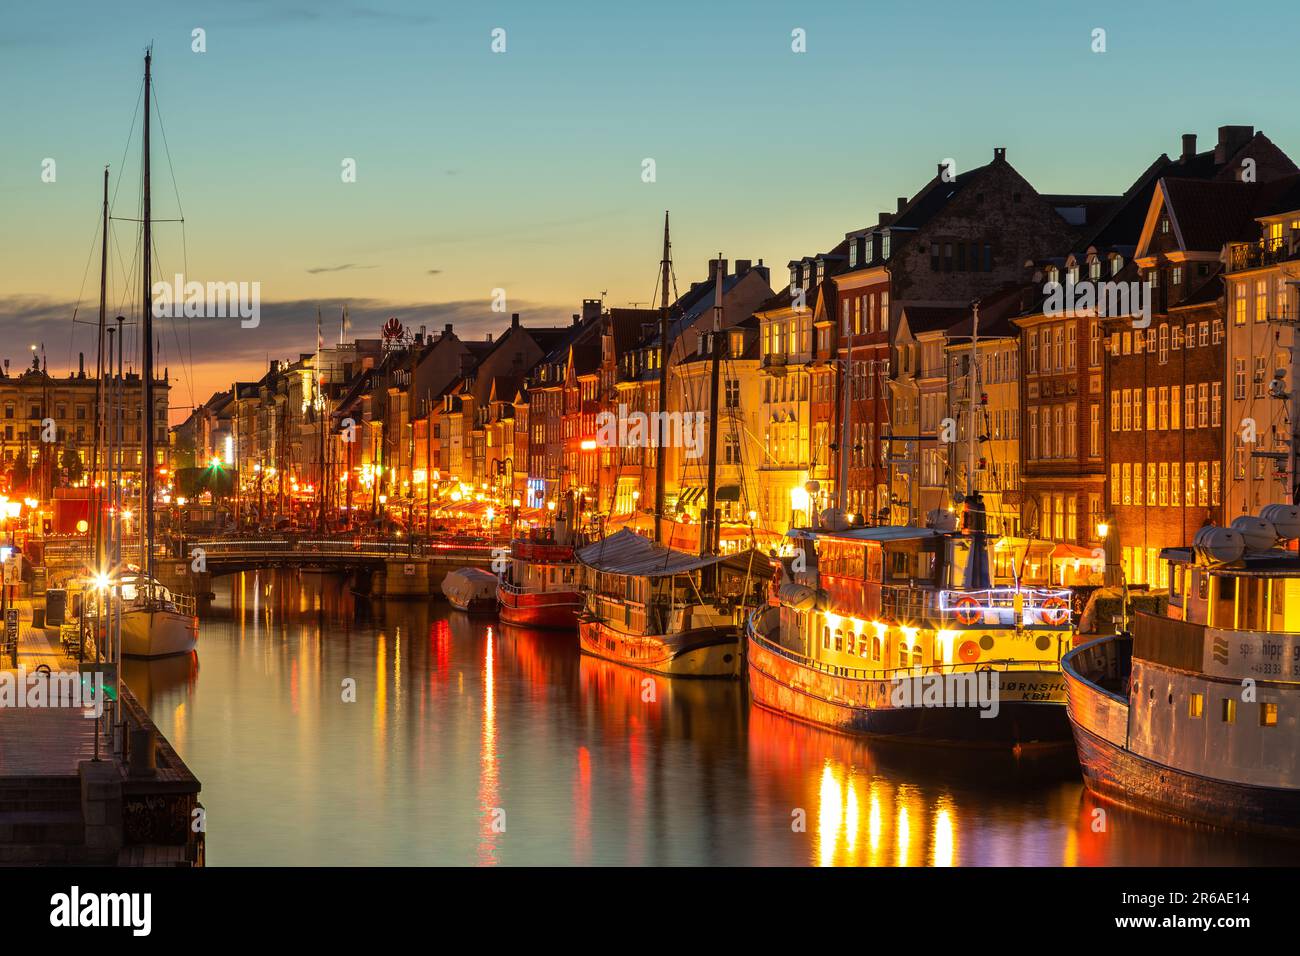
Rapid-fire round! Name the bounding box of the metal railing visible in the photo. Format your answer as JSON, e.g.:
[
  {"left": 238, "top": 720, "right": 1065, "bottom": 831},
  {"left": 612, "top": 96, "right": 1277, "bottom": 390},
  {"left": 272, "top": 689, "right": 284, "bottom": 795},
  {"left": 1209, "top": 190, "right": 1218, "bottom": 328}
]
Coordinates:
[{"left": 748, "top": 621, "right": 1061, "bottom": 682}]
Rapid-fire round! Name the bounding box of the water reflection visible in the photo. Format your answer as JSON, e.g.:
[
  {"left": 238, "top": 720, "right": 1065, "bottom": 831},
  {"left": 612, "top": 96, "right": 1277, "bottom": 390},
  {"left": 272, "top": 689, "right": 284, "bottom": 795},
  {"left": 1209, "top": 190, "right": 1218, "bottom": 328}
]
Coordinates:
[{"left": 127, "top": 570, "right": 1300, "bottom": 866}]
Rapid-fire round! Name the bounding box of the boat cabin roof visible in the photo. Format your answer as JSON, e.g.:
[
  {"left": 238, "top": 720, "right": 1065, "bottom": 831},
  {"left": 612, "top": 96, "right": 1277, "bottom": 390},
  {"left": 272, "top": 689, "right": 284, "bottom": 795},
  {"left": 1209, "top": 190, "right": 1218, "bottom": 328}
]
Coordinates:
[
  {"left": 787, "top": 526, "right": 941, "bottom": 544},
  {"left": 578, "top": 528, "right": 771, "bottom": 578},
  {"left": 1161, "top": 546, "right": 1300, "bottom": 574}
]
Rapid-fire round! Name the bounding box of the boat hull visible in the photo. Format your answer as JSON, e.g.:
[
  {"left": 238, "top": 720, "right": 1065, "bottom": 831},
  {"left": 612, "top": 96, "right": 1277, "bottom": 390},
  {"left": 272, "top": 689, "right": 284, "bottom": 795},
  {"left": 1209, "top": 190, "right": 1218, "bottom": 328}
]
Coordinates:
[
  {"left": 122, "top": 607, "right": 198, "bottom": 659},
  {"left": 1071, "top": 720, "right": 1300, "bottom": 837},
  {"left": 578, "top": 617, "right": 741, "bottom": 678},
  {"left": 449, "top": 597, "right": 497, "bottom": 615},
  {"left": 497, "top": 585, "right": 581, "bottom": 630},
  {"left": 746, "top": 630, "right": 1070, "bottom": 747}
]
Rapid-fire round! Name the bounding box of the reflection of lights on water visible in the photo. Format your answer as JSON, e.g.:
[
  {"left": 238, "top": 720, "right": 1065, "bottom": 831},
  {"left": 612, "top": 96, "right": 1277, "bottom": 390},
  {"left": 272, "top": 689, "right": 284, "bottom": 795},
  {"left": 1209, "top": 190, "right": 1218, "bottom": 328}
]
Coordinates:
[
  {"left": 817, "top": 762, "right": 841, "bottom": 867},
  {"left": 867, "top": 789, "right": 883, "bottom": 862},
  {"left": 844, "top": 778, "right": 860, "bottom": 853},
  {"left": 896, "top": 805, "right": 911, "bottom": 863},
  {"left": 933, "top": 803, "right": 954, "bottom": 867}
]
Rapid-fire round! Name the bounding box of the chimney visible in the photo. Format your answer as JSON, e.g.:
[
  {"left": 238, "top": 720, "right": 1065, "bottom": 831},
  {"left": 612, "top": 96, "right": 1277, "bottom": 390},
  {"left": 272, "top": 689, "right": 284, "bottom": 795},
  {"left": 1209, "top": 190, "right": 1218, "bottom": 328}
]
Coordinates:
[
  {"left": 486, "top": 333, "right": 493, "bottom": 343},
  {"left": 572, "top": 313, "right": 580, "bottom": 326},
  {"left": 582, "top": 298, "right": 602, "bottom": 323},
  {"left": 897, "top": 197, "right": 907, "bottom": 214},
  {"left": 511, "top": 312, "right": 520, "bottom": 328},
  {"left": 936, "top": 162, "right": 946, "bottom": 178},
  {"left": 735, "top": 259, "right": 752, "bottom": 274},
  {"left": 444, "top": 322, "right": 453, "bottom": 337},
  {"left": 1181, "top": 133, "right": 1197, "bottom": 162},
  {"left": 707, "top": 258, "right": 728, "bottom": 284},
  {"left": 878, "top": 212, "right": 895, "bottom": 227},
  {"left": 993, "top": 147, "right": 1006, "bottom": 163},
  {"left": 78, "top": 352, "right": 85, "bottom": 378},
  {"left": 1215, "top": 125, "right": 1254, "bottom": 164}
]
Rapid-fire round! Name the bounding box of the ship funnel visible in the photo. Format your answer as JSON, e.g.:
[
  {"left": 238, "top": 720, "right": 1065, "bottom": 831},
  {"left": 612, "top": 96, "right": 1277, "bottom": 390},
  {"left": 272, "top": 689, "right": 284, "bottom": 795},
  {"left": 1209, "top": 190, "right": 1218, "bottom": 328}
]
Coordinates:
[
  {"left": 1193, "top": 526, "right": 1246, "bottom": 566},
  {"left": 960, "top": 492, "right": 992, "bottom": 589},
  {"left": 1230, "top": 514, "right": 1277, "bottom": 551},
  {"left": 1260, "top": 504, "right": 1300, "bottom": 540}
]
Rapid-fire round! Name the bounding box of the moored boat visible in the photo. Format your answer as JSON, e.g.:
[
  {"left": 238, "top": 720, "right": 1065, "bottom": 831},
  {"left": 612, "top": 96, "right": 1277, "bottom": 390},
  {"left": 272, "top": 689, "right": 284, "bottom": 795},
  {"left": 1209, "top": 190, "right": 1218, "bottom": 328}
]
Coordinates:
[
  {"left": 442, "top": 567, "right": 499, "bottom": 614},
  {"left": 1063, "top": 506, "right": 1300, "bottom": 836},
  {"left": 576, "top": 528, "right": 771, "bottom": 678},
  {"left": 747, "top": 495, "right": 1074, "bottom": 747},
  {"left": 121, "top": 574, "right": 199, "bottom": 658},
  {"left": 496, "top": 526, "right": 582, "bottom": 630}
]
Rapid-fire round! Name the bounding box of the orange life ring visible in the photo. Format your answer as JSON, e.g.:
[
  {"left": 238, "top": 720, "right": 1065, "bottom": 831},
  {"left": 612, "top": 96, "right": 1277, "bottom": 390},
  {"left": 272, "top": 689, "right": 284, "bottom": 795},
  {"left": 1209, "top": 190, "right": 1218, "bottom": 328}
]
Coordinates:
[
  {"left": 953, "top": 596, "right": 982, "bottom": 626},
  {"left": 958, "top": 640, "right": 980, "bottom": 664},
  {"left": 1041, "top": 597, "right": 1069, "bottom": 626}
]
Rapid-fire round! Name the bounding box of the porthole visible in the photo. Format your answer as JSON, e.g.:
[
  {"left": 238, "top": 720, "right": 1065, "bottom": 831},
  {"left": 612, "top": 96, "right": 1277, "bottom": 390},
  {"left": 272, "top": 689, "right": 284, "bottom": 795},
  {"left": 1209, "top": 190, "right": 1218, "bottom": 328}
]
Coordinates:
[
  {"left": 1035, "top": 635, "right": 1050, "bottom": 651},
  {"left": 978, "top": 634, "right": 994, "bottom": 650}
]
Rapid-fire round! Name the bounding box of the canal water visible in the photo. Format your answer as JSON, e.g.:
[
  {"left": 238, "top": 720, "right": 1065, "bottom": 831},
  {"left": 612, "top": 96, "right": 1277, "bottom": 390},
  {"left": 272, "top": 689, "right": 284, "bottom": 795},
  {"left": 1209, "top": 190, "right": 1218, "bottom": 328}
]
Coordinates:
[{"left": 123, "top": 571, "right": 1298, "bottom": 866}]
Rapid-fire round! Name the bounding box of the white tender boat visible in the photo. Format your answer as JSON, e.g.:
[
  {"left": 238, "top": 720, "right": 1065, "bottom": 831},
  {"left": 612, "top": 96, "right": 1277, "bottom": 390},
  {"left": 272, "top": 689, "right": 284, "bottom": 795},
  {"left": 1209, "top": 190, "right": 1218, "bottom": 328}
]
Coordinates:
[{"left": 442, "top": 567, "right": 499, "bottom": 613}]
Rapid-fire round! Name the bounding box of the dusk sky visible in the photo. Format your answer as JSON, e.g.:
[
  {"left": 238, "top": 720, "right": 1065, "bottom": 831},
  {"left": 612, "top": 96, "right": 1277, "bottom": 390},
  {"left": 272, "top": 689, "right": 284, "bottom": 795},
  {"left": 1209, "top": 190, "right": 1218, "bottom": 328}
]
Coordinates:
[{"left": 4, "top": 0, "right": 1299, "bottom": 417}]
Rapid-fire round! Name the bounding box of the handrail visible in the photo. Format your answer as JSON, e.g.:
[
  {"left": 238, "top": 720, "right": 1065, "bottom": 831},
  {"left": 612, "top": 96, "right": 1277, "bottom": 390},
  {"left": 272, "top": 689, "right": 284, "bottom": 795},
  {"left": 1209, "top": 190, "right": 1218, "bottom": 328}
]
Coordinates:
[{"left": 747, "top": 618, "right": 1061, "bottom": 682}]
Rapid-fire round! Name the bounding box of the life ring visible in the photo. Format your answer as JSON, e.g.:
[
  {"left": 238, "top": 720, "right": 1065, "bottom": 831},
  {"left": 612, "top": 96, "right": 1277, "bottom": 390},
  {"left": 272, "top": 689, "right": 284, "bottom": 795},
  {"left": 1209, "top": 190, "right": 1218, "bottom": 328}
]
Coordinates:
[
  {"left": 1041, "top": 597, "right": 1069, "bottom": 626},
  {"left": 953, "top": 596, "right": 982, "bottom": 626},
  {"left": 958, "top": 640, "right": 980, "bottom": 664}
]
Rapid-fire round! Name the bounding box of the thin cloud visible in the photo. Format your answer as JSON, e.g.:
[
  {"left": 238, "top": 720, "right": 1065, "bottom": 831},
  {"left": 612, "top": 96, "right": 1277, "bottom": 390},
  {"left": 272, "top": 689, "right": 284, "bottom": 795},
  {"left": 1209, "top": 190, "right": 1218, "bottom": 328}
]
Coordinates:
[{"left": 306, "top": 264, "right": 376, "bottom": 274}]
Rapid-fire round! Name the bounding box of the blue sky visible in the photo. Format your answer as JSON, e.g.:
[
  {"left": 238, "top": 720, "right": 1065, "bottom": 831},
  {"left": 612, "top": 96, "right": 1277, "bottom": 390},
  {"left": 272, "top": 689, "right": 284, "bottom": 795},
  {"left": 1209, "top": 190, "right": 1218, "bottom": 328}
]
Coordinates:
[{"left": 3, "top": 0, "right": 1299, "bottom": 411}]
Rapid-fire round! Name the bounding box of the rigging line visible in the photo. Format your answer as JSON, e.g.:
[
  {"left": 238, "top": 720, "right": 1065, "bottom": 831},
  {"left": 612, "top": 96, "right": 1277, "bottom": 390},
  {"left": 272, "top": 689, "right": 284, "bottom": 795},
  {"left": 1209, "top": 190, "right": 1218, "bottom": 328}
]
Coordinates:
[
  {"left": 109, "top": 81, "right": 143, "bottom": 215},
  {"left": 66, "top": 200, "right": 105, "bottom": 376}
]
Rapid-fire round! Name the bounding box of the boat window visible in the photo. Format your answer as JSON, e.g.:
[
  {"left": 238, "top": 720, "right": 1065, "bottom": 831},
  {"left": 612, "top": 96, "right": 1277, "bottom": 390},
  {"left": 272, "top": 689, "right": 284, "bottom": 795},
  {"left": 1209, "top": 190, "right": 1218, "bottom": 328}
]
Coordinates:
[
  {"left": 1169, "top": 565, "right": 1184, "bottom": 605},
  {"left": 866, "top": 547, "right": 883, "bottom": 583},
  {"left": 1235, "top": 577, "right": 1268, "bottom": 631},
  {"left": 1221, "top": 698, "right": 1236, "bottom": 724},
  {"left": 1210, "top": 576, "right": 1235, "bottom": 629},
  {"left": 1188, "top": 693, "right": 1203, "bottom": 718},
  {"left": 1261, "top": 703, "right": 1278, "bottom": 727}
]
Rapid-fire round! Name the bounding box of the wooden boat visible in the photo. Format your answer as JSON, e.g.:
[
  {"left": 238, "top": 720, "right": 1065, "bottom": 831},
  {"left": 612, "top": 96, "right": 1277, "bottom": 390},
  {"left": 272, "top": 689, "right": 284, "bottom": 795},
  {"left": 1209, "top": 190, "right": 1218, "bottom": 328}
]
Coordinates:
[
  {"left": 442, "top": 567, "right": 498, "bottom": 614},
  {"left": 1063, "top": 508, "right": 1300, "bottom": 836},
  {"left": 576, "top": 528, "right": 771, "bottom": 678},
  {"left": 747, "top": 495, "right": 1074, "bottom": 748},
  {"left": 496, "top": 527, "right": 582, "bottom": 630}
]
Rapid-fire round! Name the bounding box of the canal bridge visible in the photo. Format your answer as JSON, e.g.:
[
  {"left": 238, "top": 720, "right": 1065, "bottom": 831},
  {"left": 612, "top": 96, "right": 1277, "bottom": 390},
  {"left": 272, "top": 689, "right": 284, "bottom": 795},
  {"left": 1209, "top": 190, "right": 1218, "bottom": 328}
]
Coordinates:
[{"left": 40, "top": 535, "right": 506, "bottom": 599}]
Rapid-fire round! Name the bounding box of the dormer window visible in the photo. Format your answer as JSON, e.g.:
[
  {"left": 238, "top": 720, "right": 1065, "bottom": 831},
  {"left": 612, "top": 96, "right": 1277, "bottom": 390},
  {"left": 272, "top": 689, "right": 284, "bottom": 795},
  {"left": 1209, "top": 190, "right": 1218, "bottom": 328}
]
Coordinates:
[
  {"left": 1110, "top": 254, "right": 1124, "bottom": 276},
  {"left": 1045, "top": 266, "right": 1060, "bottom": 286},
  {"left": 790, "top": 266, "right": 802, "bottom": 292},
  {"left": 865, "top": 236, "right": 874, "bottom": 262},
  {"left": 881, "top": 233, "right": 891, "bottom": 259},
  {"left": 1067, "top": 265, "right": 1080, "bottom": 285},
  {"left": 848, "top": 243, "right": 858, "bottom": 268},
  {"left": 1160, "top": 216, "right": 1170, "bottom": 235},
  {"left": 816, "top": 261, "right": 825, "bottom": 283},
  {"left": 1089, "top": 259, "right": 1101, "bottom": 280}
]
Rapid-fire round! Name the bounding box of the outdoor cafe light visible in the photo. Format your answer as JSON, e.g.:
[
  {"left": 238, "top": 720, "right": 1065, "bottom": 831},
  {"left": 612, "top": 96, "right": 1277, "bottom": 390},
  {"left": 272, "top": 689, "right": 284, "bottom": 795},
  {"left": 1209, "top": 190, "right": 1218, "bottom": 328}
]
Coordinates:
[{"left": 1096, "top": 521, "right": 1110, "bottom": 539}]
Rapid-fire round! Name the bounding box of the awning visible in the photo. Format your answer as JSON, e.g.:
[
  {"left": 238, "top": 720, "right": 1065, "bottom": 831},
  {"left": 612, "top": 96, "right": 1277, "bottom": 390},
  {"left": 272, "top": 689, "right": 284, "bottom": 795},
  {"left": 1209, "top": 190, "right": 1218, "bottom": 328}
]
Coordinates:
[
  {"left": 578, "top": 528, "right": 771, "bottom": 578},
  {"left": 1050, "top": 542, "right": 1100, "bottom": 561},
  {"left": 677, "top": 487, "right": 706, "bottom": 506}
]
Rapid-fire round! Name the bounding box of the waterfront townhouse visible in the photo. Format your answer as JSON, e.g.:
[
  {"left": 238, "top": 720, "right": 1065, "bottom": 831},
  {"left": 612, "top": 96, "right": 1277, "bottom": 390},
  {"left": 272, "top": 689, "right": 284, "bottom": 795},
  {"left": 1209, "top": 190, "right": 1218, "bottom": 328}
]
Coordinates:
[
  {"left": 1102, "top": 179, "right": 1257, "bottom": 587},
  {"left": 755, "top": 244, "right": 845, "bottom": 531},
  {"left": 879, "top": 147, "right": 1081, "bottom": 526},
  {"left": 1222, "top": 177, "right": 1300, "bottom": 521},
  {"left": 598, "top": 307, "right": 660, "bottom": 518},
  {"left": 668, "top": 315, "right": 763, "bottom": 548}
]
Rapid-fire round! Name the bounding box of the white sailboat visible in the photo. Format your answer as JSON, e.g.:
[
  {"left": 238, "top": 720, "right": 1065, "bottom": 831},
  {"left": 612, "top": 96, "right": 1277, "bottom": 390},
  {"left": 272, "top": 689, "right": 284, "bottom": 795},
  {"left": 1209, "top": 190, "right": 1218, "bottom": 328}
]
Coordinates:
[{"left": 122, "top": 49, "right": 198, "bottom": 658}]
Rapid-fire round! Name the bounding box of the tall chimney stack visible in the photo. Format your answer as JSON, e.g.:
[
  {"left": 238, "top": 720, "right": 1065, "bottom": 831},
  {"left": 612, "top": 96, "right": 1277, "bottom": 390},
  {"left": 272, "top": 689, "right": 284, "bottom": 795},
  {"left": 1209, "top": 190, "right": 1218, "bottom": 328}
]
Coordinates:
[{"left": 1181, "top": 133, "right": 1197, "bottom": 162}]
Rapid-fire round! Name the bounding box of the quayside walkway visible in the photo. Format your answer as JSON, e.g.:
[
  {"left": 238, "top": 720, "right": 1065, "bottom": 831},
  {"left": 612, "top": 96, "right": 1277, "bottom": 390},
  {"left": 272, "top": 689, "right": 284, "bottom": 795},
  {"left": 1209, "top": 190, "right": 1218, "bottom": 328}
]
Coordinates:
[{"left": 0, "top": 603, "right": 203, "bottom": 866}]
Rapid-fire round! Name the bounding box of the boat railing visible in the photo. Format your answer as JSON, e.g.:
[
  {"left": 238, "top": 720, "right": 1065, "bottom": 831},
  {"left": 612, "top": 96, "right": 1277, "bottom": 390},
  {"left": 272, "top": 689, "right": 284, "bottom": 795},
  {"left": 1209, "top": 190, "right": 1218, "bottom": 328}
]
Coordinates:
[
  {"left": 938, "top": 587, "right": 1073, "bottom": 628},
  {"left": 748, "top": 626, "right": 1060, "bottom": 682}
]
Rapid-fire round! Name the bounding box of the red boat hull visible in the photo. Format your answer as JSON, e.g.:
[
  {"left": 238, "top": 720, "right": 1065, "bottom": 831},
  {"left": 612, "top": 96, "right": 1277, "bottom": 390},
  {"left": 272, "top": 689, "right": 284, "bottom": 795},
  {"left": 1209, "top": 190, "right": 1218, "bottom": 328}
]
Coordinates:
[{"left": 497, "top": 584, "right": 581, "bottom": 630}]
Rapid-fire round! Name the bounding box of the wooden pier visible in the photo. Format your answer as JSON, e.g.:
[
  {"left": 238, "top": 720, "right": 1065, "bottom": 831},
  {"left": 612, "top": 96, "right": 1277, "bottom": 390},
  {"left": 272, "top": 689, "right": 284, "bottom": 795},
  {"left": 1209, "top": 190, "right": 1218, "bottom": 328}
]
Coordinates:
[{"left": 0, "top": 603, "right": 203, "bottom": 866}]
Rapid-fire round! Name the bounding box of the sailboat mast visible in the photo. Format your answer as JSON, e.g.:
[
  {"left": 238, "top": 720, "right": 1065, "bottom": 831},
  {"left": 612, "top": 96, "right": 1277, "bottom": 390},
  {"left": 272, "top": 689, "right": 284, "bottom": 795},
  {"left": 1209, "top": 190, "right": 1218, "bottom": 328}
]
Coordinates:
[
  {"left": 93, "top": 166, "right": 109, "bottom": 573},
  {"left": 701, "top": 257, "right": 724, "bottom": 558},
  {"left": 140, "top": 48, "right": 155, "bottom": 585},
  {"left": 965, "top": 300, "right": 980, "bottom": 499},
  {"left": 654, "top": 211, "right": 671, "bottom": 544}
]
